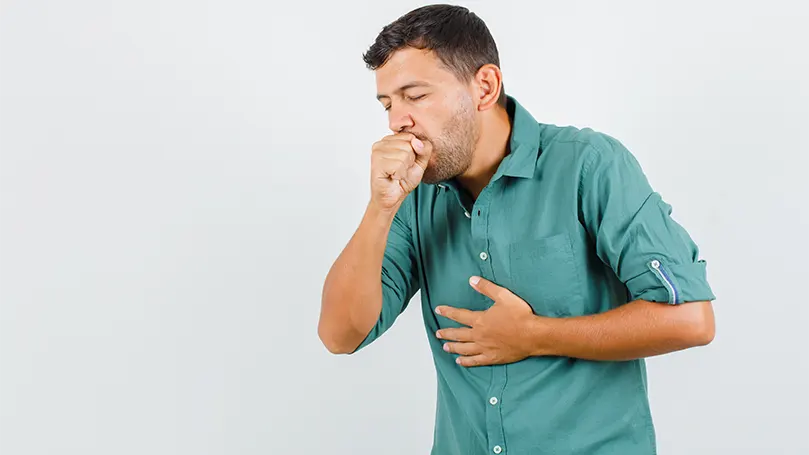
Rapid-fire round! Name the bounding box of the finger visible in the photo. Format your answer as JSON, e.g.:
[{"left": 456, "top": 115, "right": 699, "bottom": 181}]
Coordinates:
[
  {"left": 469, "top": 276, "right": 509, "bottom": 301},
  {"left": 376, "top": 136, "right": 426, "bottom": 171},
  {"left": 373, "top": 140, "right": 416, "bottom": 158},
  {"left": 410, "top": 136, "right": 424, "bottom": 152},
  {"left": 383, "top": 134, "right": 427, "bottom": 161},
  {"left": 375, "top": 134, "right": 416, "bottom": 150},
  {"left": 456, "top": 354, "right": 493, "bottom": 368},
  {"left": 434, "top": 305, "right": 479, "bottom": 326},
  {"left": 394, "top": 162, "right": 410, "bottom": 181},
  {"left": 409, "top": 137, "right": 431, "bottom": 168},
  {"left": 381, "top": 132, "right": 417, "bottom": 144},
  {"left": 380, "top": 156, "right": 412, "bottom": 180},
  {"left": 443, "top": 342, "right": 483, "bottom": 356},
  {"left": 436, "top": 327, "right": 474, "bottom": 342},
  {"left": 378, "top": 150, "right": 415, "bottom": 168}
]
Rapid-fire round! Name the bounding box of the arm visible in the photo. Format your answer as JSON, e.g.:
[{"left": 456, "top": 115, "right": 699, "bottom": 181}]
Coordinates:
[
  {"left": 535, "top": 134, "right": 717, "bottom": 361},
  {"left": 528, "top": 299, "right": 714, "bottom": 361},
  {"left": 318, "top": 202, "right": 400, "bottom": 354},
  {"left": 435, "top": 277, "right": 713, "bottom": 366},
  {"left": 318, "top": 133, "right": 425, "bottom": 355}
]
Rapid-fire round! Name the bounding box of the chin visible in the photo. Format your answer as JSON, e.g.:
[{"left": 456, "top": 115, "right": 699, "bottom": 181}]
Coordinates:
[
  {"left": 422, "top": 170, "right": 456, "bottom": 186},
  {"left": 421, "top": 171, "right": 442, "bottom": 185}
]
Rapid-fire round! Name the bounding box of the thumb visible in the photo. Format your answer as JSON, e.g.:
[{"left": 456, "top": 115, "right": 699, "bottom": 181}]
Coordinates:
[
  {"left": 411, "top": 137, "right": 430, "bottom": 168},
  {"left": 469, "top": 276, "right": 508, "bottom": 301}
]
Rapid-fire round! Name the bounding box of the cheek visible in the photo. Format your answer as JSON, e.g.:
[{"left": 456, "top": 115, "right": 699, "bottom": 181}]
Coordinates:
[
  {"left": 421, "top": 127, "right": 443, "bottom": 148},
  {"left": 423, "top": 141, "right": 437, "bottom": 159},
  {"left": 413, "top": 112, "right": 447, "bottom": 139}
]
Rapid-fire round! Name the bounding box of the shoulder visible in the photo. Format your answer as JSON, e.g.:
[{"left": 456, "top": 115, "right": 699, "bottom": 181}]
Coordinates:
[
  {"left": 540, "top": 123, "right": 629, "bottom": 160},
  {"left": 540, "top": 124, "right": 642, "bottom": 180}
]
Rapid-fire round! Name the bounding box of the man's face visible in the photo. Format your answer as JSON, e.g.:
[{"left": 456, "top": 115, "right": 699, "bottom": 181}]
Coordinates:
[{"left": 375, "top": 48, "right": 479, "bottom": 184}]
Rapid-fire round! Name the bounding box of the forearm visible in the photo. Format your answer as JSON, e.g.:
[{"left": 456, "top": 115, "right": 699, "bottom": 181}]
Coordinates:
[
  {"left": 318, "top": 201, "right": 398, "bottom": 353},
  {"left": 529, "top": 299, "right": 715, "bottom": 361}
]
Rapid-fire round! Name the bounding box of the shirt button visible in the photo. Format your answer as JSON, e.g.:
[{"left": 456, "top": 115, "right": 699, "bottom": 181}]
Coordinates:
[
  {"left": 493, "top": 446, "right": 502, "bottom": 454},
  {"left": 489, "top": 397, "right": 498, "bottom": 405},
  {"left": 479, "top": 252, "right": 488, "bottom": 261},
  {"left": 464, "top": 211, "right": 471, "bottom": 218}
]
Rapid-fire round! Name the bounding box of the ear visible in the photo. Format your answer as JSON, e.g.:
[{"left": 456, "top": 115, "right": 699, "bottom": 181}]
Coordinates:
[{"left": 472, "top": 64, "right": 504, "bottom": 111}]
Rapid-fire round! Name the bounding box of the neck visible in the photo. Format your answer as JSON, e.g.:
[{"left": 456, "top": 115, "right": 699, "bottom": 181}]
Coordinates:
[{"left": 456, "top": 106, "right": 512, "bottom": 199}]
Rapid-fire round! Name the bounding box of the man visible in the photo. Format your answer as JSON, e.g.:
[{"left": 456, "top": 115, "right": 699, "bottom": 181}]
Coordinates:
[{"left": 319, "top": 4, "right": 716, "bottom": 454}]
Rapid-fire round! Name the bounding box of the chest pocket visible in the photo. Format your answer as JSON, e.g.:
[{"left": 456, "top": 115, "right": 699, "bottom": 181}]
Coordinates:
[{"left": 507, "top": 232, "right": 584, "bottom": 317}]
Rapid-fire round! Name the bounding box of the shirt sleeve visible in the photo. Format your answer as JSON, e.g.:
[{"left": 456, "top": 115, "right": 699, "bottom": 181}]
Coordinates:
[
  {"left": 578, "top": 134, "right": 715, "bottom": 305},
  {"left": 350, "top": 193, "right": 421, "bottom": 353}
]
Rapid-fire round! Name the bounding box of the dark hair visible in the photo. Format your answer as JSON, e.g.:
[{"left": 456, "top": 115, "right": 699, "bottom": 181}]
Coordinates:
[{"left": 362, "top": 4, "right": 507, "bottom": 107}]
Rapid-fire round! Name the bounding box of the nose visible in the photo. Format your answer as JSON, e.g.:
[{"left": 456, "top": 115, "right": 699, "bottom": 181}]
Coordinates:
[{"left": 388, "top": 104, "right": 415, "bottom": 134}]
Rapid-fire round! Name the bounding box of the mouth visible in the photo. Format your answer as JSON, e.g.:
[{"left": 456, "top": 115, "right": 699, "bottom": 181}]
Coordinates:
[{"left": 408, "top": 131, "right": 428, "bottom": 142}]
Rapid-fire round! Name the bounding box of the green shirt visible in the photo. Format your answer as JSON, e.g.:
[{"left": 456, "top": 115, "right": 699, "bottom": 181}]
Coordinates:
[{"left": 352, "top": 96, "right": 715, "bottom": 454}]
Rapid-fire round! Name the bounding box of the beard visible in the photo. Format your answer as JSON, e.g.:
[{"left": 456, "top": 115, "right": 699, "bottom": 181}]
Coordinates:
[{"left": 418, "top": 101, "right": 479, "bottom": 185}]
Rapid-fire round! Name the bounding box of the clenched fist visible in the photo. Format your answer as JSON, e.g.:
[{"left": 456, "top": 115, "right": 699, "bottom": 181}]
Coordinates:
[{"left": 370, "top": 132, "right": 431, "bottom": 211}]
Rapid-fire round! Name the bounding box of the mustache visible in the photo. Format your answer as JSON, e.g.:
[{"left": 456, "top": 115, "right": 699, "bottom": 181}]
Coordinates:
[{"left": 401, "top": 130, "right": 429, "bottom": 142}]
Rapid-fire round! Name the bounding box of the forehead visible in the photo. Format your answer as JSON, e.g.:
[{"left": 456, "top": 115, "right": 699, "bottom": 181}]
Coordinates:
[{"left": 375, "top": 47, "right": 455, "bottom": 93}]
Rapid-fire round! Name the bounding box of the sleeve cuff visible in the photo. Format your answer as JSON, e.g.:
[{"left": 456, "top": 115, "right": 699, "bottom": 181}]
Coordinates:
[{"left": 626, "top": 259, "right": 716, "bottom": 304}]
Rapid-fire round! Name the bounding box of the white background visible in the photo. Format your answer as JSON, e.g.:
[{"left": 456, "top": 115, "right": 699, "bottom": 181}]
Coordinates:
[{"left": 1, "top": 1, "right": 807, "bottom": 454}]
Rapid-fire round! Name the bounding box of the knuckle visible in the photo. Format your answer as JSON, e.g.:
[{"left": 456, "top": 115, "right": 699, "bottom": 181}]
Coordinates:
[{"left": 395, "top": 144, "right": 413, "bottom": 156}]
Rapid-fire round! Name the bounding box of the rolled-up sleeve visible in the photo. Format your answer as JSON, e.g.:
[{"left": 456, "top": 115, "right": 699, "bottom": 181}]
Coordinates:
[
  {"left": 351, "top": 194, "right": 421, "bottom": 353},
  {"left": 578, "top": 134, "right": 715, "bottom": 305}
]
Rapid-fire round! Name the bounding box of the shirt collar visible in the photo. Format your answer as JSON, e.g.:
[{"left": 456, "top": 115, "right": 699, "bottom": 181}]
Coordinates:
[
  {"left": 497, "top": 95, "right": 542, "bottom": 179},
  {"left": 435, "top": 95, "right": 541, "bottom": 192}
]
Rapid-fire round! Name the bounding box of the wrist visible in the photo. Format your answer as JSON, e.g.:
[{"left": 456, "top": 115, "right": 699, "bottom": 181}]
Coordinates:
[
  {"left": 525, "top": 315, "right": 558, "bottom": 357},
  {"left": 367, "top": 198, "right": 400, "bottom": 217},
  {"left": 365, "top": 200, "right": 399, "bottom": 226}
]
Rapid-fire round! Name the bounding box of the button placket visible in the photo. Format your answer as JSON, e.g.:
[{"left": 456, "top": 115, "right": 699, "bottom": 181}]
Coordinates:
[{"left": 474, "top": 183, "right": 507, "bottom": 455}]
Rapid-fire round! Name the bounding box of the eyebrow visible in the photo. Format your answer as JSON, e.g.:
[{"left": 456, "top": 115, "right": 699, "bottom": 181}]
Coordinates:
[{"left": 376, "top": 81, "right": 431, "bottom": 100}]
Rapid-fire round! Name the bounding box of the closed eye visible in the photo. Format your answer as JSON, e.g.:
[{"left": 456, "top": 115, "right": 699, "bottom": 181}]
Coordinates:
[{"left": 382, "top": 94, "right": 428, "bottom": 111}]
